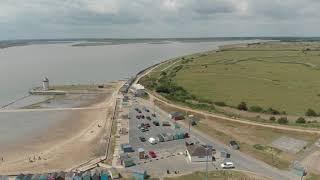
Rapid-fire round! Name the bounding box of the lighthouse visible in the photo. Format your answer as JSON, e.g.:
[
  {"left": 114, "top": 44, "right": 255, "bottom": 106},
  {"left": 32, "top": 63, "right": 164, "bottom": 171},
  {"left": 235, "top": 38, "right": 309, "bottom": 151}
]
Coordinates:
[{"left": 42, "top": 77, "right": 49, "bottom": 91}]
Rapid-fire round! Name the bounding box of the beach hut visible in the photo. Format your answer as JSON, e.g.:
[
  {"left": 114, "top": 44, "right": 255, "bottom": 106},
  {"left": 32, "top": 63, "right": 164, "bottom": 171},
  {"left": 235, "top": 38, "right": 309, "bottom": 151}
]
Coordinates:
[
  {"left": 90, "top": 170, "right": 99, "bottom": 180},
  {"left": 47, "top": 172, "right": 57, "bottom": 180},
  {"left": 39, "top": 174, "right": 48, "bottom": 180},
  {"left": 138, "top": 148, "right": 145, "bottom": 159},
  {"left": 1, "top": 176, "right": 9, "bottom": 180},
  {"left": 132, "top": 170, "right": 147, "bottom": 180},
  {"left": 166, "top": 133, "right": 174, "bottom": 141},
  {"left": 174, "top": 123, "right": 181, "bottom": 129},
  {"left": 72, "top": 172, "right": 82, "bottom": 180},
  {"left": 56, "top": 172, "right": 66, "bottom": 180},
  {"left": 64, "top": 172, "right": 74, "bottom": 180},
  {"left": 30, "top": 174, "right": 39, "bottom": 180},
  {"left": 100, "top": 170, "right": 109, "bottom": 180},
  {"left": 22, "top": 174, "right": 32, "bottom": 180},
  {"left": 121, "top": 144, "right": 134, "bottom": 153},
  {"left": 157, "top": 134, "right": 164, "bottom": 142},
  {"left": 15, "top": 174, "right": 25, "bottom": 180},
  {"left": 81, "top": 171, "right": 91, "bottom": 180}
]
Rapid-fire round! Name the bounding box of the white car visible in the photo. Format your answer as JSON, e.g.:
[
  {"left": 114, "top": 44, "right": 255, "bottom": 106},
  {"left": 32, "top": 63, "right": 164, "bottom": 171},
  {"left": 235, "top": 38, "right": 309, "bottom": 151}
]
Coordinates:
[
  {"left": 148, "top": 137, "right": 157, "bottom": 145},
  {"left": 220, "top": 162, "right": 235, "bottom": 169}
]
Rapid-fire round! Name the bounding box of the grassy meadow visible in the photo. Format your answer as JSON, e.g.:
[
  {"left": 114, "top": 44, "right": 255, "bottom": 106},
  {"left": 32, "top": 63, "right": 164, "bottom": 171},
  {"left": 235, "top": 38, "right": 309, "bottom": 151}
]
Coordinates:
[{"left": 141, "top": 42, "right": 320, "bottom": 116}]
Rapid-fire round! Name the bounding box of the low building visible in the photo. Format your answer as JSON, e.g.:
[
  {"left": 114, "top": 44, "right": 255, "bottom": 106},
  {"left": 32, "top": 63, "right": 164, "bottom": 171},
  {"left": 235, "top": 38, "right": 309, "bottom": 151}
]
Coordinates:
[
  {"left": 169, "top": 112, "right": 185, "bottom": 120},
  {"left": 130, "top": 84, "right": 146, "bottom": 97},
  {"left": 121, "top": 143, "right": 134, "bottom": 153},
  {"left": 132, "top": 169, "right": 147, "bottom": 180},
  {"left": 186, "top": 144, "right": 213, "bottom": 162}
]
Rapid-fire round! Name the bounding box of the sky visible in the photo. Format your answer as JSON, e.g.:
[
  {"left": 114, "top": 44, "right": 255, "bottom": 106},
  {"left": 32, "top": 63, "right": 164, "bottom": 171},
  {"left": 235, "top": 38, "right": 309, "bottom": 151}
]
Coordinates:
[{"left": 1, "top": 0, "right": 320, "bottom": 40}]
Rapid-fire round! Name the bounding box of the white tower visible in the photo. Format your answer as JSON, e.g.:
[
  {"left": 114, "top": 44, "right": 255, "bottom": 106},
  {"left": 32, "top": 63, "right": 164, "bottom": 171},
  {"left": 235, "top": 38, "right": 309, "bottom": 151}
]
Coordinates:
[{"left": 42, "top": 77, "right": 49, "bottom": 91}]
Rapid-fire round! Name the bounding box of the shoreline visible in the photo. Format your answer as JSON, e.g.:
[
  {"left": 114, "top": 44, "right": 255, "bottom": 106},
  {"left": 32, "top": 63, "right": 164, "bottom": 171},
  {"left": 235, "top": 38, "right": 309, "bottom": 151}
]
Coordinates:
[{"left": 0, "top": 81, "right": 122, "bottom": 175}]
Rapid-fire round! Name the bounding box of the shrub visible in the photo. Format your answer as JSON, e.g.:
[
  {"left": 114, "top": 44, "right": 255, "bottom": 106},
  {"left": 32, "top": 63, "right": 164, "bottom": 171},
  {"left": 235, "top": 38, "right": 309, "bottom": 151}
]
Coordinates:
[
  {"left": 253, "top": 144, "right": 265, "bottom": 150},
  {"left": 214, "top": 101, "right": 227, "bottom": 106},
  {"left": 160, "top": 71, "right": 167, "bottom": 76},
  {"left": 265, "top": 108, "right": 280, "bottom": 115},
  {"left": 249, "top": 106, "right": 263, "bottom": 113},
  {"left": 269, "top": 116, "right": 276, "bottom": 121},
  {"left": 155, "top": 85, "right": 170, "bottom": 94},
  {"left": 305, "top": 108, "right": 318, "bottom": 117},
  {"left": 296, "top": 117, "right": 306, "bottom": 124},
  {"left": 237, "top": 102, "right": 248, "bottom": 111},
  {"left": 277, "top": 117, "right": 288, "bottom": 124}
]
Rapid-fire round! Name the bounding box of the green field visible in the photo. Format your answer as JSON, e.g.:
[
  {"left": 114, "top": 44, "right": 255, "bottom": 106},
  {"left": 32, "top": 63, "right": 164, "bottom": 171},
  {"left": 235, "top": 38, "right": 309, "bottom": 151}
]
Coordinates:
[
  {"left": 164, "top": 170, "right": 263, "bottom": 180},
  {"left": 142, "top": 42, "right": 320, "bottom": 116}
]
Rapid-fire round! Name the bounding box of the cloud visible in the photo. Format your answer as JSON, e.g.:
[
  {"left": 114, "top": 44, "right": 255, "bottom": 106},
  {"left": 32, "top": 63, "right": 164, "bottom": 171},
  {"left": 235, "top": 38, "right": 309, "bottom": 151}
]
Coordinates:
[{"left": 0, "top": 0, "right": 320, "bottom": 39}]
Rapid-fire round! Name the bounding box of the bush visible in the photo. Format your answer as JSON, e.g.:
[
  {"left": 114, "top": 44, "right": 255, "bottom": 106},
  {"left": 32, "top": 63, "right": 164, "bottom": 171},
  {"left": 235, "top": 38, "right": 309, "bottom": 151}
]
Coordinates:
[
  {"left": 269, "top": 116, "right": 276, "bottom": 121},
  {"left": 237, "top": 102, "right": 248, "bottom": 111},
  {"left": 265, "top": 108, "right": 280, "bottom": 115},
  {"left": 305, "top": 108, "right": 318, "bottom": 117},
  {"left": 156, "top": 85, "right": 170, "bottom": 94},
  {"left": 214, "top": 101, "right": 227, "bottom": 106},
  {"left": 160, "top": 71, "right": 167, "bottom": 76},
  {"left": 296, "top": 117, "right": 306, "bottom": 124},
  {"left": 277, "top": 117, "right": 288, "bottom": 124},
  {"left": 249, "top": 106, "right": 263, "bottom": 113}
]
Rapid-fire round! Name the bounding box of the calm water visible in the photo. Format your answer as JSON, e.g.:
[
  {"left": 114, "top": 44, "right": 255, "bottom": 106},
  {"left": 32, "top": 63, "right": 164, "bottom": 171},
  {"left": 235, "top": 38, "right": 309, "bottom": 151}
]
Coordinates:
[{"left": 0, "top": 40, "right": 258, "bottom": 146}]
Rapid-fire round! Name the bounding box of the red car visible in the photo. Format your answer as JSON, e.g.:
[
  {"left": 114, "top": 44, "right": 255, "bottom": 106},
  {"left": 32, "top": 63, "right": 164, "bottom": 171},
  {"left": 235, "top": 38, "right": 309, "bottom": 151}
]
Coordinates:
[
  {"left": 148, "top": 151, "right": 157, "bottom": 158},
  {"left": 144, "top": 123, "right": 151, "bottom": 128}
]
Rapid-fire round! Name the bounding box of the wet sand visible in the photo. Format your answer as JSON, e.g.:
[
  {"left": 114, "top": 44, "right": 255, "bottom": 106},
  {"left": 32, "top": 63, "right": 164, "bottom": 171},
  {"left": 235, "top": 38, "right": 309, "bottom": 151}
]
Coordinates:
[{"left": 0, "top": 82, "right": 121, "bottom": 174}]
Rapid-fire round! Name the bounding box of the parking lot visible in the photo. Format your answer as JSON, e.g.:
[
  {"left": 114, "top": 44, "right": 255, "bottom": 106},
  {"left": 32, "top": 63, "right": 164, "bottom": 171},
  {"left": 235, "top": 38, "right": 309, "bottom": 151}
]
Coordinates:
[{"left": 128, "top": 103, "right": 188, "bottom": 157}]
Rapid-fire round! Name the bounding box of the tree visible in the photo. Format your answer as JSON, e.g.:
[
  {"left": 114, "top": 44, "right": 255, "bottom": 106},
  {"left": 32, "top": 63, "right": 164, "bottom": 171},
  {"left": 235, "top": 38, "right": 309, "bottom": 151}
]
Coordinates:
[
  {"left": 296, "top": 117, "right": 306, "bottom": 124},
  {"left": 269, "top": 116, "right": 276, "bottom": 121},
  {"left": 160, "top": 71, "right": 167, "bottom": 76},
  {"left": 265, "top": 108, "right": 280, "bottom": 115},
  {"left": 249, "top": 106, "right": 263, "bottom": 113},
  {"left": 277, "top": 117, "right": 288, "bottom": 124},
  {"left": 305, "top": 108, "right": 318, "bottom": 117},
  {"left": 237, "top": 102, "right": 248, "bottom": 111}
]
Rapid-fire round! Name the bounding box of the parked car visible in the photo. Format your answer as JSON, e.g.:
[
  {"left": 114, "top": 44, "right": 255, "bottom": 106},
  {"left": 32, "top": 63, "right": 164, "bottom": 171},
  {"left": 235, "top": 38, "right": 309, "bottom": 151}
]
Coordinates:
[
  {"left": 162, "top": 121, "right": 171, "bottom": 126},
  {"left": 184, "top": 133, "right": 190, "bottom": 138},
  {"left": 140, "top": 127, "right": 148, "bottom": 132},
  {"left": 146, "top": 116, "right": 151, "bottom": 120},
  {"left": 152, "top": 113, "right": 156, "bottom": 117},
  {"left": 144, "top": 123, "right": 151, "bottom": 128},
  {"left": 139, "top": 136, "right": 146, "bottom": 142},
  {"left": 148, "top": 151, "right": 157, "bottom": 158},
  {"left": 191, "top": 120, "right": 197, "bottom": 126},
  {"left": 148, "top": 137, "right": 157, "bottom": 145},
  {"left": 229, "top": 140, "right": 240, "bottom": 150},
  {"left": 141, "top": 115, "right": 145, "bottom": 119},
  {"left": 153, "top": 121, "right": 160, "bottom": 126},
  {"left": 136, "top": 115, "right": 141, "bottom": 119},
  {"left": 220, "top": 162, "right": 235, "bottom": 169}
]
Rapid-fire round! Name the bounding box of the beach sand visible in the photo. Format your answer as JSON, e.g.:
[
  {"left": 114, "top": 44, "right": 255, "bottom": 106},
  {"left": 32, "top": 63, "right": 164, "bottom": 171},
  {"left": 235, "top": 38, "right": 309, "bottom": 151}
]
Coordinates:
[{"left": 0, "top": 82, "right": 122, "bottom": 174}]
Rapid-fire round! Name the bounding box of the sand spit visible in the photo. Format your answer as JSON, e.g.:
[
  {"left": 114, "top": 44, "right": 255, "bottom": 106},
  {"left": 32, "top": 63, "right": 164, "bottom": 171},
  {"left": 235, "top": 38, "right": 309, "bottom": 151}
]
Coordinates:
[{"left": 0, "top": 81, "right": 123, "bottom": 175}]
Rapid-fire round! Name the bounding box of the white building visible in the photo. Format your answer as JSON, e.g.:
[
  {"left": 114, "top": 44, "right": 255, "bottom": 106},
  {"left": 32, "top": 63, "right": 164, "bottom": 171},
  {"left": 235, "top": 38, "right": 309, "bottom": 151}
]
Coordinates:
[
  {"left": 186, "top": 144, "right": 213, "bottom": 162},
  {"left": 130, "top": 84, "right": 146, "bottom": 97},
  {"left": 42, "top": 77, "right": 49, "bottom": 91}
]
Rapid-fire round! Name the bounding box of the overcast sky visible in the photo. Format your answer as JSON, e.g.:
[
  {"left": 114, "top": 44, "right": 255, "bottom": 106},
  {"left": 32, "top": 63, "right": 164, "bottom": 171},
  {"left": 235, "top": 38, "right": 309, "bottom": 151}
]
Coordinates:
[{"left": 1, "top": 0, "right": 320, "bottom": 40}]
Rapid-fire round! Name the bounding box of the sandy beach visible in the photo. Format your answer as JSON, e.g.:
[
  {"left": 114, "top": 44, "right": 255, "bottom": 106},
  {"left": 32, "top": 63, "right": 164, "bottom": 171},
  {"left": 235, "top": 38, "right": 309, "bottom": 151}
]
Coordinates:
[{"left": 0, "top": 82, "right": 122, "bottom": 175}]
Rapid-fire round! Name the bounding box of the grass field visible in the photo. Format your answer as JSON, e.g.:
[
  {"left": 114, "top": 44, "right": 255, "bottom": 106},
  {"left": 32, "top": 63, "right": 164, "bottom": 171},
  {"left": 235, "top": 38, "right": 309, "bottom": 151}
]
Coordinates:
[
  {"left": 141, "top": 42, "right": 320, "bottom": 117},
  {"left": 164, "top": 170, "right": 266, "bottom": 180}
]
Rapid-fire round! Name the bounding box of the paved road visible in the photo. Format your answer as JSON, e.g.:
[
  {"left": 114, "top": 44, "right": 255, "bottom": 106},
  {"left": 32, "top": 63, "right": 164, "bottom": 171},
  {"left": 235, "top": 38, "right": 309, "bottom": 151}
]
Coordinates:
[{"left": 138, "top": 98, "right": 299, "bottom": 180}]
